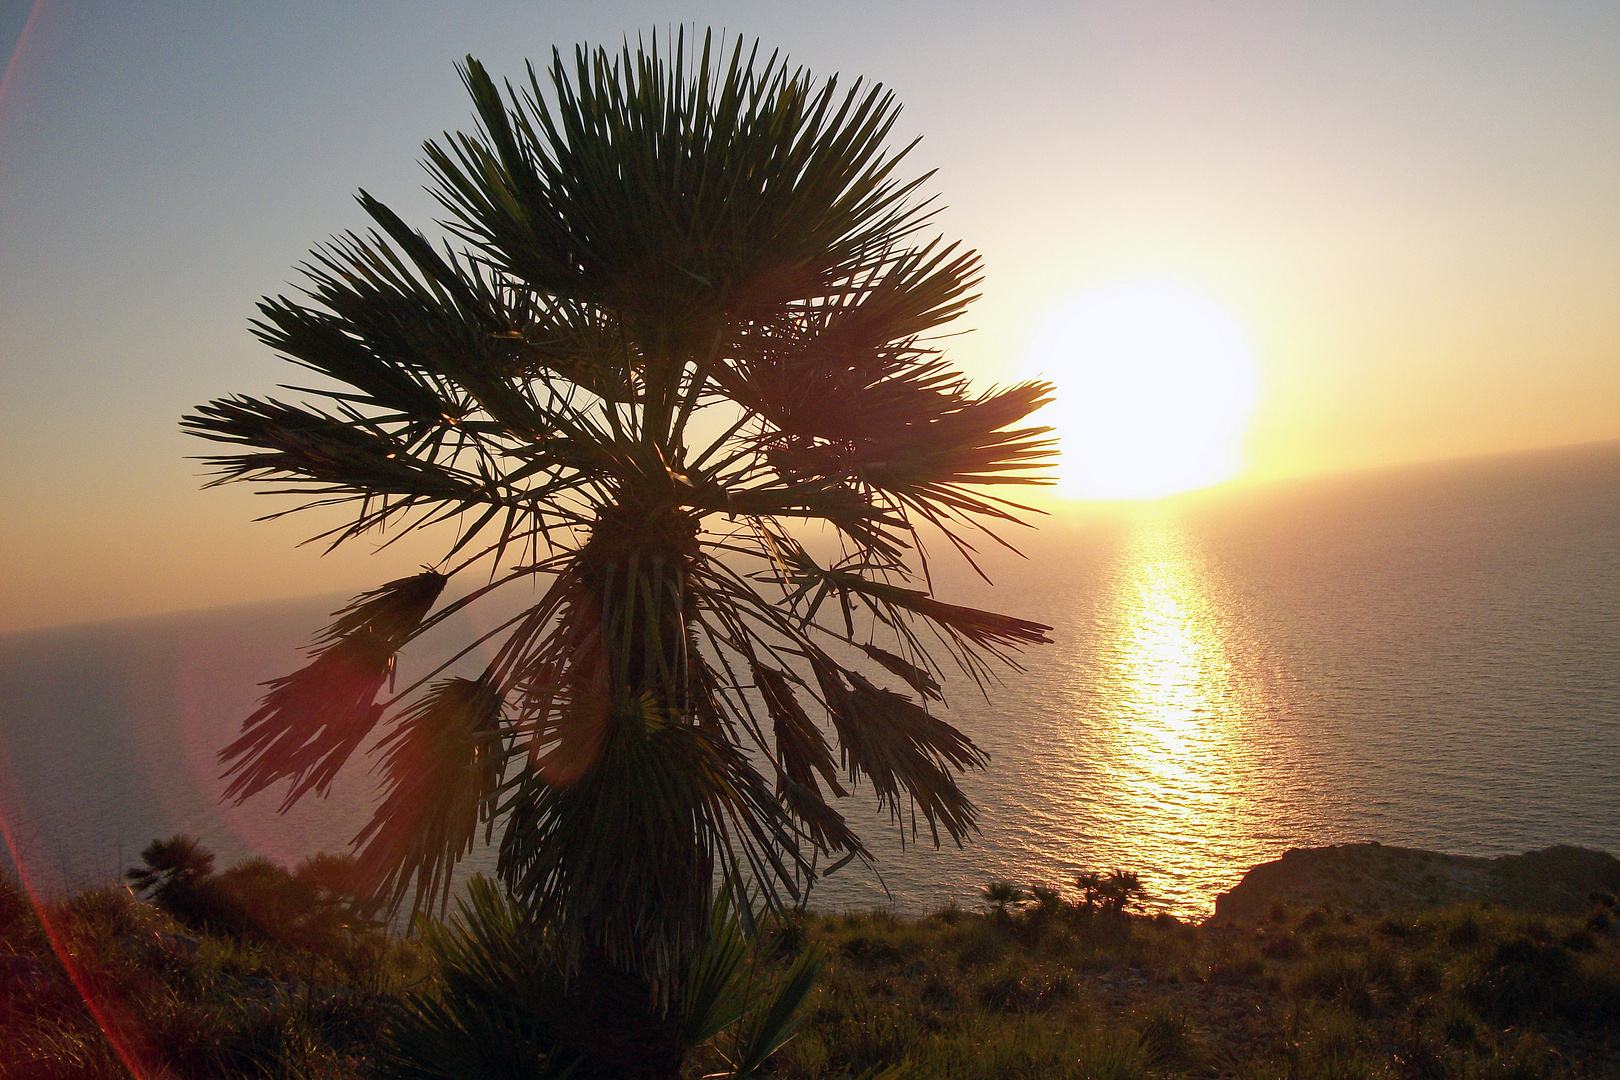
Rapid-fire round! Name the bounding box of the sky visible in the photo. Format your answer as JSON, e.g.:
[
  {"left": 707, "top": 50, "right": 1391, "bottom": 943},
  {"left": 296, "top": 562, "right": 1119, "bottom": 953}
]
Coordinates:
[{"left": 1, "top": 1, "right": 1617, "bottom": 633}]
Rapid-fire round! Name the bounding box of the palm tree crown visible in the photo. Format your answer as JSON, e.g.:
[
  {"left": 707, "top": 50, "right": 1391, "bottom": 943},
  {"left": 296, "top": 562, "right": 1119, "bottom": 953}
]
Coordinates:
[{"left": 184, "top": 31, "right": 1055, "bottom": 990}]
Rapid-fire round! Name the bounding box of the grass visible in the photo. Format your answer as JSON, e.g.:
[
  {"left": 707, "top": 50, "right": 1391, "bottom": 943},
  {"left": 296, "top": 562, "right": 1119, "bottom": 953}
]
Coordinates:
[
  {"left": 3, "top": 867, "right": 1618, "bottom": 1078},
  {"left": 0, "top": 870, "right": 429, "bottom": 1079},
  {"left": 759, "top": 895, "right": 1620, "bottom": 1079}
]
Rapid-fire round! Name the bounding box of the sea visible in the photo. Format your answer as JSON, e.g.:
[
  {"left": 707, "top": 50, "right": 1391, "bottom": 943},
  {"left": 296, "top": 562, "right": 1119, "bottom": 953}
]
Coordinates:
[{"left": 3, "top": 441, "right": 1617, "bottom": 921}]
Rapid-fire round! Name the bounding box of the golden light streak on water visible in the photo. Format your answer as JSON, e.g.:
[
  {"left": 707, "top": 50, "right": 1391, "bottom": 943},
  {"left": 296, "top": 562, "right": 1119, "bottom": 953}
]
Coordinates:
[{"left": 1085, "top": 515, "right": 1283, "bottom": 917}]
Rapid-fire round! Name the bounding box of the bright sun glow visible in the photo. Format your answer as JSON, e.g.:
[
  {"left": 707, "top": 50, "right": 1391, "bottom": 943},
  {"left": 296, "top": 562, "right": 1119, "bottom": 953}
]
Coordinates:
[{"left": 1024, "top": 281, "right": 1259, "bottom": 500}]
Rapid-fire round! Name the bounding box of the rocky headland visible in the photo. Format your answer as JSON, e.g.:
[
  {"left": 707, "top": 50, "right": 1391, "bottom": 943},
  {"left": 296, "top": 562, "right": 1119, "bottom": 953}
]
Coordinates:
[{"left": 1210, "top": 842, "right": 1620, "bottom": 924}]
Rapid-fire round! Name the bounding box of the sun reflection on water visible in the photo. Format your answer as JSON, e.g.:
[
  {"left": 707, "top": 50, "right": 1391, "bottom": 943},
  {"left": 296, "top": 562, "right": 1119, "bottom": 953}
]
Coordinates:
[{"left": 1084, "top": 515, "right": 1285, "bottom": 918}]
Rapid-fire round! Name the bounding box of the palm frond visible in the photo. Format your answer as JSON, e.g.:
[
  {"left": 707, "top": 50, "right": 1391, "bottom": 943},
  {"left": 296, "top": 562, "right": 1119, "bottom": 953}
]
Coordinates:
[
  {"left": 676, "top": 892, "right": 751, "bottom": 1047},
  {"left": 353, "top": 673, "right": 506, "bottom": 916},
  {"left": 381, "top": 876, "right": 578, "bottom": 1080},
  {"left": 857, "top": 643, "right": 942, "bottom": 701},
  {"left": 183, "top": 397, "right": 471, "bottom": 494},
  {"left": 724, "top": 943, "right": 826, "bottom": 1079},
  {"left": 754, "top": 663, "right": 867, "bottom": 858},
  {"left": 219, "top": 572, "right": 445, "bottom": 807},
  {"left": 816, "top": 666, "right": 987, "bottom": 846},
  {"left": 774, "top": 544, "right": 1052, "bottom": 671}
]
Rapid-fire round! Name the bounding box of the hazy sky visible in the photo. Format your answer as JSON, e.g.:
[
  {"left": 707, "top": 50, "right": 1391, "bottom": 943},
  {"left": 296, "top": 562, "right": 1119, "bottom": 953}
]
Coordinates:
[{"left": 2, "top": 1, "right": 1617, "bottom": 632}]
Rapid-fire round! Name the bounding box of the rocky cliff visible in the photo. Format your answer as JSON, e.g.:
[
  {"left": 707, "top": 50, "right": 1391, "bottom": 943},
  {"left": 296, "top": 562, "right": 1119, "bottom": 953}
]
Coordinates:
[{"left": 1209, "top": 843, "right": 1620, "bottom": 924}]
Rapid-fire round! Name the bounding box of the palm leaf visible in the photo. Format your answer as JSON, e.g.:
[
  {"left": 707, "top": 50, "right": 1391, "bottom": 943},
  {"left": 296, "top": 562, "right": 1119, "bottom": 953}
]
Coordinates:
[
  {"left": 353, "top": 673, "right": 506, "bottom": 916},
  {"left": 219, "top": 572, "right": 445, "bottom": 807}
]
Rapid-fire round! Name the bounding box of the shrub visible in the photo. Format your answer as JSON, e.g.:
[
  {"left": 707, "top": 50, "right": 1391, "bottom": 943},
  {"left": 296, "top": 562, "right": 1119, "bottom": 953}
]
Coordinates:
[
  {"left": 841, "top": 935, "right": 904, "bottom": 968},
  {"left": 1463, "top": 937, "right": 1573, "bottom": 1022},
  {"left": 125, "top": 837, "right": 381, "bottom": 963},
  {"left": 954, "top": 926, "right": 1006, "bottom": 971},
  {"left": 1075, "top": 870, "right": 1145, "bottom": 915},
  {"left": 1290, "top": 954, "right": 1377, "bottom": 1016},
  {"left": 0, "top": 873, "right": 36, "bottom": 943},
  {"left": 1135, "top": 1002, "right": 1199, "bottom": 1071},
  {"left": 126, "top": 836, "right": 215, "bottom": 917},
  {"left": 1443, "top": 912, "right": 1483, "bottom": 948},
  {"left": 1262, "top": 932, "right": 1302, "bottom": 960},
  {"left": 976, "top": 970, "right": 1040, "bottom": 1013},
  {"left": 981, "top": 881, "right": 1029, "bottom": 921}
]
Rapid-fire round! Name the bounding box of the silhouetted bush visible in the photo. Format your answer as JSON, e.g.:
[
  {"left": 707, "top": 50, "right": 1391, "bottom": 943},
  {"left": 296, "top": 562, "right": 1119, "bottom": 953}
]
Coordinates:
[
  {"left": 1465, "top": 936, "right": 1575, "bottom": 1023},
  {"left": 125, "top": 836, "right": 380, "bottom": 960},
  {"left": 1075, "top": 869, "right": 1145, "bottom": 915},
  {"left": 126, "top": 835, "right": 222, "bottom": 927},
  {"left": 980, "top": 880, "right": 1028, "bottom": 921},
  {"left": 1444, "top": 911, "right": 1483, "bottom": 948},
  {"left": 0, "top": 873, "right": 35, "bottom": 942}
]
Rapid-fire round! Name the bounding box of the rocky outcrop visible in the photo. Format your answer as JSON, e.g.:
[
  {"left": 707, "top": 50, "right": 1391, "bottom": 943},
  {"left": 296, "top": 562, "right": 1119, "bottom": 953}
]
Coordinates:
[{"left": 1209, "top": 843, "right": 1620, "bottom": 925}]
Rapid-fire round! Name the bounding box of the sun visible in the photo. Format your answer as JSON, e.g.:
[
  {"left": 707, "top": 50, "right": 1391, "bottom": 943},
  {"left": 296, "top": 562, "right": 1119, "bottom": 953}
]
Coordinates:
[{"left": 1024, "top": 281, "right": 1259, "bottom": 500}]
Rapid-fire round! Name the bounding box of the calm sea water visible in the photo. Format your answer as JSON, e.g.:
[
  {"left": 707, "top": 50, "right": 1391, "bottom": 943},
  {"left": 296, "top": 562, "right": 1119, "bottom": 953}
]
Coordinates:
[{"left": 3, "top": 443, "right": 1617, "bottom": 920}]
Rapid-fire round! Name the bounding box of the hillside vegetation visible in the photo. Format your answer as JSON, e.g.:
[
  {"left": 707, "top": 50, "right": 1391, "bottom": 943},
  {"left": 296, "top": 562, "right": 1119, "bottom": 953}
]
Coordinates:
[{"left": 3, "top": 851, "right": 1618, "bottom": 1079}]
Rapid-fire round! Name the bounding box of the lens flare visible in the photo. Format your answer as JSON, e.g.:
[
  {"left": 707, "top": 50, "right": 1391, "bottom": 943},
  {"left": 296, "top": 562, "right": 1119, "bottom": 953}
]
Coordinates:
[
  {"left": 1, "top": 727, "right": 158, "bottom": 1080},
  {"left": 0, "top": 0, "right": 47, "bottom": 118}
]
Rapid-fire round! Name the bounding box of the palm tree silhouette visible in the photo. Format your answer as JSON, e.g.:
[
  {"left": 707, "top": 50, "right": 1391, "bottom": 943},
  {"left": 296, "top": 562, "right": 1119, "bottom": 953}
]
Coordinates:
[{"left": 184, "top": 30, "right": 1054, "bottom": 1067}]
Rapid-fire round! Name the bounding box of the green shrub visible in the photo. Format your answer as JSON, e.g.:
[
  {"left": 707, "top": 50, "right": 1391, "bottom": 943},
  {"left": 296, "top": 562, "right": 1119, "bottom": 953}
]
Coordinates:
[
  {"left": 1464, "top": 937, "right": 1573, "bottom": 1022},
  {"left": 842, "top": 935, "right": 904, "bottom": 967},
  {"left": 1298, "top": 908, "right": 1329, "bottom": 931}
]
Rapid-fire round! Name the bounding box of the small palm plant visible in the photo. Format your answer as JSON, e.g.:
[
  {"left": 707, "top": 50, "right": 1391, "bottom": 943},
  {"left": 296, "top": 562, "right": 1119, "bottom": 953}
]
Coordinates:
[
  {"left": 981, "top": 880, "right": 1030, "bottom": 921},
  {"left": 1029, "top": 883, "right": 1066, "bottom": 921},
  {"left": 1076, "top": 869, "right": 1145, "bottom": 914},
  {"left": 126, "top": 835, "right": 215, "bottom": 918},
  {"left": 184, "top": 29, "right": 1053, "bottom": 1071},
  {"left": 383, "top": 878, "right": 837, "bottom": 1080}
]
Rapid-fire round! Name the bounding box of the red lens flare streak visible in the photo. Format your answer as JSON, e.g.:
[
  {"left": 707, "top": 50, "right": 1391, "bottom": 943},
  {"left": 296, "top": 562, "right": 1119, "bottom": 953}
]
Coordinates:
[
  {"left": 0, "top": 0, "right": 47, "bottom": 119},
  {"left": 1, "top": 730, "right": 158, "bottom": 1080}
]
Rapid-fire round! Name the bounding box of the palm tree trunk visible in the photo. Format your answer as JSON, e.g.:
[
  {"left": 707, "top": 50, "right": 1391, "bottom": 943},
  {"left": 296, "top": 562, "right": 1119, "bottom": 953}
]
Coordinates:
[{"left": 559, "top": 952, "right": 685, "bottom": 1080}]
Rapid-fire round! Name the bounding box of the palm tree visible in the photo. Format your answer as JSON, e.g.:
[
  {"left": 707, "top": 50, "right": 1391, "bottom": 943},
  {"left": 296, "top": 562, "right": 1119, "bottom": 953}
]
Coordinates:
[
  {"left": 184, "top": 29, "right": 1053, "bottom": 1075},
  {"left": 127, "top": 835, "right": 215, "bottom": 917}
]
